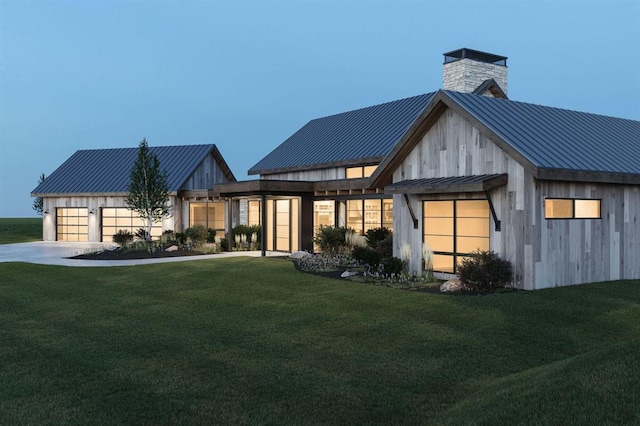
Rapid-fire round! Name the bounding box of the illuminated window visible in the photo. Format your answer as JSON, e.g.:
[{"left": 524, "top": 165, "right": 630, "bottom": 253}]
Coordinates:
[
  {"left": 189, "top": 202, "right": 226, "bottom": 233},
  {"left": 56, "top": 208, "right": 88, "bottom": 241},
  {"left": 545, "top": 199, "right": 601, "bottom": 219},
  {"left": 248, "top": 200, "right": 261, "bottom": 226},
  {"left": 101, "top": 208, "right": 163, "bottom": 242},
  {"left": 346, "top": 199, "right": 393, "bottom": 235},
  {"left": 345, "top": 165, "right": 378, "bottom": 179},
  {"left": 423, "top": 200, "right": 489, "bottom": 273}
]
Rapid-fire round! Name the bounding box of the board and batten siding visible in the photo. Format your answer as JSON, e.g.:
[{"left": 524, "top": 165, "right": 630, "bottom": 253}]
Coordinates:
[
  {"left": 42, "top": 196, "right": 180, "bottom": 242},
  {"left": 392, "top": 109, "right": 531, "bottom": 288},
  {"left": 261, "top": 167, "right": 345, "bottom": 181},
  {"left": 532, "top": 182, "right": 640, "bottom": 289},
  {"left": 180, "top": 153, "right": 231, "bottom": 190}
]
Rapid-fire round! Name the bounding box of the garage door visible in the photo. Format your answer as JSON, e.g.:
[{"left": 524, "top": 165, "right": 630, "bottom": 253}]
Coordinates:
[{"left": 56, "top": 208, "right": 89, "bottom": 241}]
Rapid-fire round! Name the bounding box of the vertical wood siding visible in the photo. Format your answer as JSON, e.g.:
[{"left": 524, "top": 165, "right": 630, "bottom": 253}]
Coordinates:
[{"left": 262, "top": 168, "right": 345, "bottom": 181}]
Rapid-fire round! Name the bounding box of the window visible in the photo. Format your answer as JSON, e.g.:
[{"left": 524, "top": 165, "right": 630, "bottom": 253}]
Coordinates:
[
  {"left": 346, "top": 199, "right": 393, "bottom": 235},
  {"left": 101, "top": 208, "right": 163, "bottom": 242},
  {"left": 423, "top": 200, "right": 489, "bottom": 273},
  {"left": 248, "top": 200, "right": 261, "bottom": 226},
  {"left": 189, "top": 202, "right": 225, "bottom": 233},
  {"left": 545, "top": 199, "right": 601, "bottom": 219},
  {"left": 345, "top": 165, "right": 377, "bottom": 179},
  {"left": 57, "top": 208, "right": 88, "bottom": 241}
]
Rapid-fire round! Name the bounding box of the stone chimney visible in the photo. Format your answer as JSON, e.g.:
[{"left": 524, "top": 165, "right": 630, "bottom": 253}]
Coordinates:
[{"left": 443, "top": 48, "right": 508, "bottom": 96}]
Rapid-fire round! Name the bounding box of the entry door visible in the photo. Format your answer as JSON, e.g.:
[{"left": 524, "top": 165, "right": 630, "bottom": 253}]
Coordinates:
[{"left": 266, "top": 198, "right": 299, "bottom": 252}]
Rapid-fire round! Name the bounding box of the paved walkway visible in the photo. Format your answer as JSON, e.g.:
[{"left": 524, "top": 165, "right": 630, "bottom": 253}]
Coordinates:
[{"left": 0, "top": 241, "right": 281, "bottom": 267}]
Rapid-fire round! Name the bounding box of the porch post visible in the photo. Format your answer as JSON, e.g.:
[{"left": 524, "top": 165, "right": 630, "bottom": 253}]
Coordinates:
[{"left": 261, "top": 194, "right": 267, "bottom": 257}]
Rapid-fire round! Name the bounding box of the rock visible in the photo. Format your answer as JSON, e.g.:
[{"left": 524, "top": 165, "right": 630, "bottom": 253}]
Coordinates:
[
  {"left": 165, "top": 245, "right": 179, "bottom": 252},
  {"left": 341, "top": 270, "right": 359, "bottom": 278},
  {"left": 290, "top": 251, "right": 311, "bottom": 259},
  {"left": 440, "top": 277, "right": 464, "bottom": 292}
]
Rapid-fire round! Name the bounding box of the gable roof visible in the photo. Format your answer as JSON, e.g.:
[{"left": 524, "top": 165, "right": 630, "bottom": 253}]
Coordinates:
[
  {"left": 372, "top": 90, "right": 640, "bottom": 186},
  {"left": 248, "top": 93, "right": 435, "bottom": 175},
  {"left": 32, "top": 144, "right": 236, "bottom": 196}
]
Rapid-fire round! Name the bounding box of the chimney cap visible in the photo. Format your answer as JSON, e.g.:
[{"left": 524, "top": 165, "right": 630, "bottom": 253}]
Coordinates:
[{"left": 443, "top": 48, "right": 507, "bottom": 66}]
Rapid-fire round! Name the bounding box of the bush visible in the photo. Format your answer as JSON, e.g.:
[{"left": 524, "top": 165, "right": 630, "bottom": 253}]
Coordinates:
[
  {"left": 381, "top": 256, "right": 405, "bottom": 276},
  {"left": 365, "top": 227, "right": 391, "bottom": 249},
  {"left": 174, "top": 232, "right": 187, "bottom": 245},
  {"left": 351, "top": 246, "right": 381, "bottom": 267},
  {"left": 207, "top": 228, "right": 217, "bottom": 243},
  {"left": 231, "top": 224, "right": 261, "bottom": 250},
  {"left": 134, "top": 227, "right": 149, "bottom": 241},
  {"left": 112, "top": 229, "right": 134, "bottom": 246},
  {"left": 457, "top": 250, "right": 513, "bottom": 291},
  {"left": 375, "top": 234, "right": 393, "bottom": 258},
  {"left": 314, "top": 226, "right": 349, "bottom": 254},
  {"left": 185, "top": 225, "right": 208, "bottom": 247}
]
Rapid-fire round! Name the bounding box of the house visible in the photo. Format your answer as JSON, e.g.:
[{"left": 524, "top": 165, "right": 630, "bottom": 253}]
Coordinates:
[
  {"left": 216, "top": 48, "right": 640, "bottom": 290},
  {"left": 31, "top": 144, "right": 235, "bottom": 242}
]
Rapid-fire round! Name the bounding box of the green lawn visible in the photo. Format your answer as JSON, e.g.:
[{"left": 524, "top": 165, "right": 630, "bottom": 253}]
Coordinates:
[
  {"left": 0, "top": 217, "right": 42, "bottom": 244},
  {"left": 1, "top": 257, "right": 639, "bottom": 424}
]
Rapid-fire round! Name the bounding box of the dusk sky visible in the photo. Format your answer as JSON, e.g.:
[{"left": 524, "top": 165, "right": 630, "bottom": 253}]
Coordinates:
[{"left": 1, "top": 0, "right": 638, "bottom": 217}]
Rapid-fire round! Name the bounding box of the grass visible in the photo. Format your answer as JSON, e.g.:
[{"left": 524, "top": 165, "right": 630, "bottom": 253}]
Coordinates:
[
  {"left": 0, "top": 217, "right": 42, "bottom": 244},
  {"left": 1, "top": 258, "right": 639, "bottom": 424}
]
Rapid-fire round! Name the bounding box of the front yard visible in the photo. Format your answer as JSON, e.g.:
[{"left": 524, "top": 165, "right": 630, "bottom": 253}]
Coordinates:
[{"left": 1, "top": 257, "right": 639, "bottom": 424}]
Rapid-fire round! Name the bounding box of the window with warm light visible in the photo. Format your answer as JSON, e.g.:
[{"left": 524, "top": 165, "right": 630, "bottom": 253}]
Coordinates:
[
  {"left": 345, "top": 165, "right": 377, "bottom": 179},
  {"left": 545, "top": 199, "right": 601, "bottom": 219},
  {"left": 189, "top": 202, "right": 226, "bottom": 233},
  {"left": 346, "top": 199, "right": 393, "bottom": 235}
]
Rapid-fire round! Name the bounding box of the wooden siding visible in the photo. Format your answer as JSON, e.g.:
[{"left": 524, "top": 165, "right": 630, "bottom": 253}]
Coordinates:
[
  {"left": 42, "top": 196, "right": 180, "bottom": 242},
  {"left": 262, "top": 167, "right": 346, "bottom": 181},
  {"left": 180, "top": 153, "right": 231, "bottom": 190}
]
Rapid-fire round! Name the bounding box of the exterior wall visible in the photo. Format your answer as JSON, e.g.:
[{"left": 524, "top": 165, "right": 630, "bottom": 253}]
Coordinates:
[
  {"left": 532, "top": 182, "right": 640, "bottom": 289},
  {"left": 391, "top": 109, "right": 529, "bottom": 288},
  {"left": 180, "top": 153, "right": 231, "bottom": 190},
  {"left": 42, "top": 195, "right": 180, "bottom": 242},
  {"left": 262, "top": 167, "right": 345, "bottom": 181},
  {"left": 443, "top": 58, "right": 508, "bottom": 95}
]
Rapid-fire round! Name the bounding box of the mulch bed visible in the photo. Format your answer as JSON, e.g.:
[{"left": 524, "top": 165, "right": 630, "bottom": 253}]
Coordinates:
[{"left": 71, "top": 248, "right": 210, "bottom": 260}]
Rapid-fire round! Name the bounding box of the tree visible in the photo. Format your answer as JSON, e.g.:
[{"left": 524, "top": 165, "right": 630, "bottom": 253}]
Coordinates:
[
  {"left": 125, "top": 139, "right": 171, "bottom": 241},
  {"left": 32, "top": 173, "right": 46, "bottom": 216}
]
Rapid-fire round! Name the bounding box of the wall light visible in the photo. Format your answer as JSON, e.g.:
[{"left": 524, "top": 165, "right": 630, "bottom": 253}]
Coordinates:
[
  {"left": 89, "top": 209, "right": 95, "bottom": 214},
  {"left": 44, "top": 210, "right": 49, "bottom": 215}
]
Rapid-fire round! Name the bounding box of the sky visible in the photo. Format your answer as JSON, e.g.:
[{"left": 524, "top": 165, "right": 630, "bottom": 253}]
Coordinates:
[{"left": 1, "top": 0, "right": 639, "bottom": 218}]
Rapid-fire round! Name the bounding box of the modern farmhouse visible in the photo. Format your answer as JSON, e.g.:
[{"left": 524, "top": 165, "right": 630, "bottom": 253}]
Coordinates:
[
  {"left": 31, "top": 144, "right": 235, "bottom": 242},
  {"left": 32, "top": 48, "right": 640, "bottom": 290},
  {"left": 214, "top": 48, "right": 640, "bottom": 290}
]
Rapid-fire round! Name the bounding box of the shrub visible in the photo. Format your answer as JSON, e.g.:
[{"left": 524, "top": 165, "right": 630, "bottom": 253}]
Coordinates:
[
  {"left": 351, "top": 246, "right": 381, "bottom": 267},
  {"left": 134, "top": 227, "right": 149, "bottom": 241},
  {"left": 381, "top": 256, "right": 405, "bottom": 276},
  {"left": 365, "top": 227, "right": 391, "bottom": 249},
  {"left": 174, "top": 232, "right": 187, "bottom": 245},
  {"left": 457, "top": 250, "right": 513, "bottom": 291},
  {"left": 185, "top": 225, "right": 208, "bottom": 247},
  {"left": 207, "top": 228, "right": 217, "bottom": 243},
  {"left": 231, "top": 224, "right": 261, "bottom": 250},
  {"left": 375, "top": 234, "right": 393, "bottom": 258},
  {"left": 112, "top": 229, "right": 134, "bottom": 246},
  {"left": 314, "top": 226, "right": 349, "bottom": 254}
]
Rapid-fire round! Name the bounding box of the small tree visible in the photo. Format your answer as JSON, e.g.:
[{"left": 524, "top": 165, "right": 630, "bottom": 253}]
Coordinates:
[
  {"left": 32, "top": 173, "right": 45, "bottom": 216},
  {"left": 125, "top": 139, "right": 171, "bottom": 241}
]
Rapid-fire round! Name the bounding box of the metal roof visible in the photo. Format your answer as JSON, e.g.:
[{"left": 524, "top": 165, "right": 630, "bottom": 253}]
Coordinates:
[
  {"left": 386, "top": 174, "right": 508, "bottom": 194},
  {"left": 444, "top": 90, "right": 640, "bottom": 175},
  {"left": 248, "top": 93, "right": 435, "bottom": 175},
  {"left": 32, "top": 144, "right": 233, "bottom": 195}
]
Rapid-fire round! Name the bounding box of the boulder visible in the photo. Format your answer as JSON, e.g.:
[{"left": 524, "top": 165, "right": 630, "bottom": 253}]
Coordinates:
[
  {"left": 340, "top": 270, "right": 359, "bottom": 278},
  {"left": 290, "top": 251, "right": 311, "bottom": 259},
  {"left": 440, "top": 277, "right": 465, "bottom": 293},
  {"left": 165, "top": 245, "right": 179, "bottom": 252}
]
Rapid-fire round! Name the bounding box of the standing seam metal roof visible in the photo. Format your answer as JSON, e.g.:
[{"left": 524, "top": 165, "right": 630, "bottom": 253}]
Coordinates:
[
  {"left": 445, "top": 91, "right": 640, "bottom": 174},
  {"left": 248, "top": 93, "right": 436, "bottom": 174},
  {"left": 32, "top": 144, "right": 223, "bottom": 194}
]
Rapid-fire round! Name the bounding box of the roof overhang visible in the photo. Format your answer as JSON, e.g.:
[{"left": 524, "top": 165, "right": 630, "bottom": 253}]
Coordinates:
[
  {"left": 248, "top": 156, "right": 384, "bottom": 176},
  {"left": 211, "top": 180, "right": 315, "bottom": 197},
  {"left": 385, "top": 174, "right": 508, "bottom": 194}
]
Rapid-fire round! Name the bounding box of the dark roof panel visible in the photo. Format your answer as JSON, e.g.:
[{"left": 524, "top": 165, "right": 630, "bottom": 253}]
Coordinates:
[
  {"left": 248, "top": 93, "right": 435, "bottom": 174},
  {"left": 445, "top": 91, "right": 640, "bottom": 174},
  {"left": 32, "top": 144, "right": 227, "bottom": 195}
]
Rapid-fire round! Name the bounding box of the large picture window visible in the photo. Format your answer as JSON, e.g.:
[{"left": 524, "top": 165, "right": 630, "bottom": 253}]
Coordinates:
[
  {"left": 101, "top": 208, "right": 162, "bottom": 242},
  {"left": 189, "top": 202, "right": 225, "bottom": 233},
  {"left": 247, "top": 200, "right": 261, "bottom": 226},
  {"left": 56, "top": 208, "right": 88, "bottom": 241},
  {"left": 545, "top": 198, "right": 601, "bottom": 219},
  {"left": 346, "top": 199, "right": 393, "bottom": 235},
  {"left": 423, "top": 200, "right": 489, "bottom": 273}
]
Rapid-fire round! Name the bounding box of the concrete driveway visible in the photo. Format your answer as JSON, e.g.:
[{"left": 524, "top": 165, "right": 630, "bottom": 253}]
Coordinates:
[{"left": 0, "top": 241, "right": 274, "bottom": 267}]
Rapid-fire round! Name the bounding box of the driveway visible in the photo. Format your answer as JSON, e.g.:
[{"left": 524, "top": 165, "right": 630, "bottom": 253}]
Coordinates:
[{"left": 0, "top": 241, "right": 275, "bottom": 267}]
